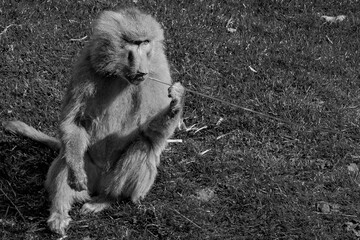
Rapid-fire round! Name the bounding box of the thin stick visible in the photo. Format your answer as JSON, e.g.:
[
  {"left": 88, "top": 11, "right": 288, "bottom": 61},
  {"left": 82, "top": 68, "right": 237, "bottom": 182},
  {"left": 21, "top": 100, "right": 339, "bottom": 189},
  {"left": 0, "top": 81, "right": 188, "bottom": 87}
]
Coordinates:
[
  {"left": 70, "top": 35, "right": 88, "bottom": 42},
  {"left": 149, "top": 77, "right": 360, "bottom": 139},
  {"left": 172, "top": 208, "right": 202, "bottom": 229},
  {"left": 149, "top": 77, "right": 293, "bottom": 126},
  {"left": 0, "top": 188, "right": 26, "bottom": 221},
  {"left": 167, "top": 139, "right": 183, "bottom": 143},
  {"left": 0, "top": 24, "right": 19, "bottom": 37}
]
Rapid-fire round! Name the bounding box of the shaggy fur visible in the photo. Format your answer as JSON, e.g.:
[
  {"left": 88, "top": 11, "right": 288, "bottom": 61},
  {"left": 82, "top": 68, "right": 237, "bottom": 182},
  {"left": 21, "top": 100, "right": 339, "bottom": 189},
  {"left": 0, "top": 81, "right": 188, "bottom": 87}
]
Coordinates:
[{"left": 3, "top": 8, "right": 184, "bottom": 235}]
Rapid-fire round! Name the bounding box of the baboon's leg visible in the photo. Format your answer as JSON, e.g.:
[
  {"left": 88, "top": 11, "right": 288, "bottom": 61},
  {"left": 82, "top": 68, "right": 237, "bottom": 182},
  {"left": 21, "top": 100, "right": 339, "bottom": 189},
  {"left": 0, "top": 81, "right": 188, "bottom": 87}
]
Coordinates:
[
  {"left": 45, "top": 154, "right": 90, "bottom": 235},
  {"left": 103, "top": 140, "right": 158, "bottom": 202},
  {"left": 79, "top": 98, "right": 174, "bottom": 213},
  {"left": 120, "top": 141, "right": 159, "bottom": 202},
  {"left": 80, "top": 139, "right": 158, "bottom": 215}
]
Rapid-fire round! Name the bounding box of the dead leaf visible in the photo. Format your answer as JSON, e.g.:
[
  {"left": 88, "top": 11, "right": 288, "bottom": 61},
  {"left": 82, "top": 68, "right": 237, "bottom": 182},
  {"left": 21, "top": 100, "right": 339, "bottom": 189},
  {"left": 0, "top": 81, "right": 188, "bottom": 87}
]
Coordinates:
[
  {"left": 0, "top": 219, "right": 15, "bottom": 227},
  {"left": 227, "top": 27, "right": 237, "bottom": 33},
  {"left": 194, "top": 125, "right": 208, "bottom": 133},
  {"left": 216, "top": 134, "right": 227, "bottom": 140},
  {"left": 216, "top": 117, "right": 224, "bottom": 126},
  {"left": 195, "top": 188, "right": 216, "bottom": 202},
  {"left": 321, "top": 15, "right": 346, "bottom": 23},
  {"left": 348, "top": 163, "right": 359, "bottom": 173},
  {"left": 345, "top": 220, "right": 360, "bottom": 237},
  {"left": 336, "top": 15, "right": 346, "bottom": 21},
  {"left": 199, "top": 149, "right": 211, "bottom": 156},
  {"left": 249, "top": 66, "right": 257, "bottom": 73},
  {"left": 226, "top": 17, "right": 237, "bottom": 33},
  {"left": 316, "top": 201, "right": 340, "bottom": 214}
]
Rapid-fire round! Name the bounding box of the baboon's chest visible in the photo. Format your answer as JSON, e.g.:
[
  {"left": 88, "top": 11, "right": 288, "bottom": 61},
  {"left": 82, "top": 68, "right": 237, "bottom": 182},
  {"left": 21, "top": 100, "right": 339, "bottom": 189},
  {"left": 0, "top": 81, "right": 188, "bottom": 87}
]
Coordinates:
[{"left": 86, "top": 88, "right": 168, "bottom": 165}]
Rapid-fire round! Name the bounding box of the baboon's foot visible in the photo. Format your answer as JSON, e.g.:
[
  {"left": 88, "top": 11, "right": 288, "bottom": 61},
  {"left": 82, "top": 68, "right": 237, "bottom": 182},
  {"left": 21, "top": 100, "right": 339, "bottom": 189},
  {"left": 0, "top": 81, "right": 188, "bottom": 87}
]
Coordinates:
[
  {"left": 80, "top": 199, "right": 110, "bottom": 214},
  {"left": 68, "top": 169, "right": 88, "bottom": 192},
  {"left": 47, "top": 211, "right": 71, "bottom": 236}
]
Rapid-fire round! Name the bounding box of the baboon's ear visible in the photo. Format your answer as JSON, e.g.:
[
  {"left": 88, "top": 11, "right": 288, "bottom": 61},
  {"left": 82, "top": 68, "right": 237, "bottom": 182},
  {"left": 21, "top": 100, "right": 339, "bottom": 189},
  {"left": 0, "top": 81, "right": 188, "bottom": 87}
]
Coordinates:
[
  {"left": 89, "top": 36, "right": 118, "bottom": 76},
  {"left": 89, "top": 11, "right": 125, "bottom": 76},
  {"left": 93, "top": 11, "right": 120, "bottom": 33}
]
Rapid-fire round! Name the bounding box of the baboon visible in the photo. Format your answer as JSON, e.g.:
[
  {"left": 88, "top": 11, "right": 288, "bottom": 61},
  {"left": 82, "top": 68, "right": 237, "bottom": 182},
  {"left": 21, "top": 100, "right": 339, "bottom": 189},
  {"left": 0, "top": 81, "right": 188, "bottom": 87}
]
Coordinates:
[{"left": 3, "top": 8, "right": 185, "bottom": 235}]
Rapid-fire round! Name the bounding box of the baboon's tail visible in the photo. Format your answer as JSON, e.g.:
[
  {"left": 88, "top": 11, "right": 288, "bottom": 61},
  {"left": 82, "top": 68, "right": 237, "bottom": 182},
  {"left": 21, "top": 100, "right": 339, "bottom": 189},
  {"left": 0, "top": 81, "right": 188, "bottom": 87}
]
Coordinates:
[{"left": 2, "top": 120, "right": 61, "bottom": 151}]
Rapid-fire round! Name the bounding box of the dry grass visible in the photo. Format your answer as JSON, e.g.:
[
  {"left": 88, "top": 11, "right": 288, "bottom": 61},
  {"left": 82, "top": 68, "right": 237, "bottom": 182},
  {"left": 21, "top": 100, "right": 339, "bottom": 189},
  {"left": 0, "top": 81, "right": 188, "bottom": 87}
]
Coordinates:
[{"left": 1, "top": 0, "right": 360, "bottom": 239}]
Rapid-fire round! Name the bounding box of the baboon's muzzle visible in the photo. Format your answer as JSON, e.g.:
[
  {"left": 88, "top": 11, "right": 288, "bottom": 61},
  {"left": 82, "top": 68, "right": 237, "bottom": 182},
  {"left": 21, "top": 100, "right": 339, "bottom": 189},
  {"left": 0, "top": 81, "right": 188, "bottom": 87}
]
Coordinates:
[{"left": 129, "top": 72, "right": 147, "bottom": 85}]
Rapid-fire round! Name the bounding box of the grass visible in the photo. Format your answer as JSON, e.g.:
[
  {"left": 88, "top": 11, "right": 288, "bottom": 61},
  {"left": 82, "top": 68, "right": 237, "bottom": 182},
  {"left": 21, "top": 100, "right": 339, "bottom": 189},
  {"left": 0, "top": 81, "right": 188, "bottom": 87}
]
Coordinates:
[{"left": 1, "top": 0, "right": 360, "bottom": 239}]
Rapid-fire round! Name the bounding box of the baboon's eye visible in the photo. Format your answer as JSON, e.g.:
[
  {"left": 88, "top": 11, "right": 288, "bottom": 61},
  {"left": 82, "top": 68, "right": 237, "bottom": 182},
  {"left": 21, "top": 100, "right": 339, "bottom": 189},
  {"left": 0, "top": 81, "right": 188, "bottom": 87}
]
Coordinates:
[
  {"left": 131, "top": 40, "right": 150, "bottom": 46},
  {"left": 132, "top": 40, "right": 141, "bottom": 45}
]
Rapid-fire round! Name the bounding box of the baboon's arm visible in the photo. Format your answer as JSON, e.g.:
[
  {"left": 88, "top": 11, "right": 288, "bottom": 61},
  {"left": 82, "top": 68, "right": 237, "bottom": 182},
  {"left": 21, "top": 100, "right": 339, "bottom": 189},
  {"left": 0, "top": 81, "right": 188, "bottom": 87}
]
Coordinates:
[
  {"left": 58, "top": 83, "right": 94, "bottom": 191},
  {"left": 142, "top": 82, "right": 185, "bottom": 155}
]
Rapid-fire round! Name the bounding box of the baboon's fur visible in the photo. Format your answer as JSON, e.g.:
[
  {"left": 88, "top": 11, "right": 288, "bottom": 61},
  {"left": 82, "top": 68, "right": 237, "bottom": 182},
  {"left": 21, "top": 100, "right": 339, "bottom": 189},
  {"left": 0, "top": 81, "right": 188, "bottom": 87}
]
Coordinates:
[{"left": 3, "top": 8, "right": 184, "bottom": 235}]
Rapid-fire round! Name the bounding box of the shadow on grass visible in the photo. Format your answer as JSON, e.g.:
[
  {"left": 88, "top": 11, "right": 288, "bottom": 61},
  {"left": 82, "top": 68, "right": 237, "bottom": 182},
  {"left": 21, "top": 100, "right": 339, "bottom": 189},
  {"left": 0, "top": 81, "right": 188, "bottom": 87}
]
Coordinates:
[{"left": 0, "top": 139, "right": 56, "bottom": 237}]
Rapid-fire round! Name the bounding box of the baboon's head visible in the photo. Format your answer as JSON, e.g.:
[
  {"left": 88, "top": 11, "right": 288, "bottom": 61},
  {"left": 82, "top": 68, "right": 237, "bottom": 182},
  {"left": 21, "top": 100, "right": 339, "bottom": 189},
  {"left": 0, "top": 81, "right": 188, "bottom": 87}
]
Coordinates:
[{"left": 89, "top": 8, "right": 165, "bottom": 85}]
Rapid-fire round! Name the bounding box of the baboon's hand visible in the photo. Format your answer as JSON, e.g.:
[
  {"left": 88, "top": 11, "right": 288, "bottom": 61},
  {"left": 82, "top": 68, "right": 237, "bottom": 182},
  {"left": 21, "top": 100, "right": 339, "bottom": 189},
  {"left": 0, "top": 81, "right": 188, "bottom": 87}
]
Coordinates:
[
  {"left": 168, "top": 82, "right": 185, "bottom": 104},
  {"left": 168, "top": 82, "right": 185, "bottom": 117},
  {"left": 68, "top": 169, "right": 88, "bottom": 192}
]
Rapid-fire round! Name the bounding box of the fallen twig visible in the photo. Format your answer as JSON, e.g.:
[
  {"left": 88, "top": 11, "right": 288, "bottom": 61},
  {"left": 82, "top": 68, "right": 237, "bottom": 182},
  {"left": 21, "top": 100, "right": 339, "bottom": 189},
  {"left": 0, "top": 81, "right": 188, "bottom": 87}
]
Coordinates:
[
  {"left": 0, "top": 188, "right": 26, "bottom": 222},
  {"left": 172, "top": 209, "right": 202, "bottom": 229},
  {"left": 194, "top": 125, "right": 207, "bottom": 134},
  {"left": 199, "top": 149, "right": 211, "bottom": 156},
  {"left": 0, "top": 24, "right": 20, "bottom": 38},
  {"left": 70, "top": 35, "right": 88, "bottom": 42},
  {"left": 167, "top": 139, "right": 183, "bottom": 143}
]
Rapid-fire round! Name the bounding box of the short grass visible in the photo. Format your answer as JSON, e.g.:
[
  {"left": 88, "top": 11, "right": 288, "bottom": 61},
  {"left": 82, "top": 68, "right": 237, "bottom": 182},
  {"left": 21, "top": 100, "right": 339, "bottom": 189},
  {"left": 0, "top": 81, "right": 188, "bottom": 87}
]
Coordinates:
[{"left": 1, "top": 0, "right": 360, "bottom": 239}]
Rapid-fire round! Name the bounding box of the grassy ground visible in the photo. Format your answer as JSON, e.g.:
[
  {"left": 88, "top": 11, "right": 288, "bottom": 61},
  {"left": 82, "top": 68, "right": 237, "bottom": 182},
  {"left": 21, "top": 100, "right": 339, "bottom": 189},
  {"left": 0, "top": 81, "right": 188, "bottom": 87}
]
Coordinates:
[{"left": 1, "top": 0, "right": 360, "bottom": 239}]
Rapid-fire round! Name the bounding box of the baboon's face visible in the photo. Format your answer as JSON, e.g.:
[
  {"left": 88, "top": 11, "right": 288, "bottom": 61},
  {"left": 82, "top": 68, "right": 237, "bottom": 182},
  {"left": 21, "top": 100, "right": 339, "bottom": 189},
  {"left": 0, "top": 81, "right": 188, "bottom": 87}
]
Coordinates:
[
  {"left": 123, "top": 40, "right": 152, "bottom": 85},
  {"left": 90, "top": 9, "right": 164, "bottom": 84},
  {"left": 90, "top": 37, "right": 154, "bottom": 85}
]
